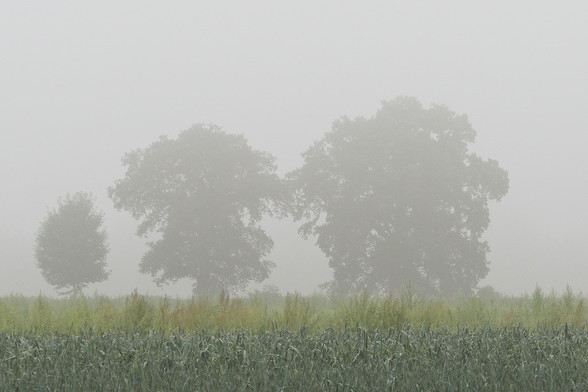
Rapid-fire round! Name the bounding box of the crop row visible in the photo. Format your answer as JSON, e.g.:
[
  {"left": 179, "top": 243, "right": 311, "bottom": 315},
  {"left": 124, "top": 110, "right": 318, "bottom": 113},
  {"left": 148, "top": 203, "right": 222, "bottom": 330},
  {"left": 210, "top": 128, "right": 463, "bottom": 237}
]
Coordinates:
[{"left": 1, "top": 327, "right": 587, "bottom": 391}]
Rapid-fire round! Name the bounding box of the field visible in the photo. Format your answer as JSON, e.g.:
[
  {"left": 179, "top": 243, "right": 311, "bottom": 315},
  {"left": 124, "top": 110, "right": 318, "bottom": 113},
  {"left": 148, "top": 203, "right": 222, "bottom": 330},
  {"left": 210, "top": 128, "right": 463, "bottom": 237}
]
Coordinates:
[{"left": 1, "top": 288, "right": 587, "bottom": 391}]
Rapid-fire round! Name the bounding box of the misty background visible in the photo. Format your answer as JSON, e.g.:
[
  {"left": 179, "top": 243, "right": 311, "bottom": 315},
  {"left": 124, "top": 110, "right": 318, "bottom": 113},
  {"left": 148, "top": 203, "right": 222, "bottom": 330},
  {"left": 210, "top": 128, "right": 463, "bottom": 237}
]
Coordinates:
[{"left": 1, "top": 1, "right": 587, "bottom": 297}]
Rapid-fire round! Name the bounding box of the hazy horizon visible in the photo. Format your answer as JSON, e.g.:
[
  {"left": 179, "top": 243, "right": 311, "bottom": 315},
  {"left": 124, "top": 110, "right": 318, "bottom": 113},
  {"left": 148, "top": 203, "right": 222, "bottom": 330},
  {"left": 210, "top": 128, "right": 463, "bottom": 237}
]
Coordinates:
[{"left": 1, "top": 1, "right": 587, "bottom": 297}]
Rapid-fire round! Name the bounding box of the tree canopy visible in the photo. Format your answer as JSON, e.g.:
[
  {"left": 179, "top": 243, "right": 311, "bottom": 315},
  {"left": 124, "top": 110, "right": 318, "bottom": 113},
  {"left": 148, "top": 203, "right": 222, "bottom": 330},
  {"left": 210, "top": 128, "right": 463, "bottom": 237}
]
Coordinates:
[
  {"left": 287, "top": 97, "right": 509, "bottom": 296},
  {"left": 108, "top": 124, "right": 282, "bottom": 295},
  {"left": 34, "top": 192, "right": 109, "bottom": 295}
]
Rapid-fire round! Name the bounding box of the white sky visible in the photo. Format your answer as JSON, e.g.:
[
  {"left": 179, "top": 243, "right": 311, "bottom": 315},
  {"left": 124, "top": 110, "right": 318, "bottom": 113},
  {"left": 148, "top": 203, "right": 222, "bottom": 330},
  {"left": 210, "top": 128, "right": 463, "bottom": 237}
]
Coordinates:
[{"left": 1, "top": 1, "right": 587, "bottom": 297}]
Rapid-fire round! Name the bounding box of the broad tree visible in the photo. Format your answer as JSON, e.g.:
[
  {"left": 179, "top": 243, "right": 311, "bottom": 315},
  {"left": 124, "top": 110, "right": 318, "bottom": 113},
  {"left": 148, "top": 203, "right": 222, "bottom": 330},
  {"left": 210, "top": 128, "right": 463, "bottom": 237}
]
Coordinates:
[
  {"left": 288, "top": 97, "right": 509, "bottom": 296},
  {"left": 109, "top": 124, "right": 282, "bottom": 296},
  {"left": 34, "top": 192, "right": 109, "bottom": 295}
]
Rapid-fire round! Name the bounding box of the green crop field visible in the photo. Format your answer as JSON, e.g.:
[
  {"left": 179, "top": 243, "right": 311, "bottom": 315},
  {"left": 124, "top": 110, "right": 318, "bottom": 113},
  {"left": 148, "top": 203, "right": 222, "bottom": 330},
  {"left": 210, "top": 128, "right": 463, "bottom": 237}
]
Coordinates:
[
  {"left": 2, "top": 327, "right": 588, "bottom": 391},
  {"left": 1, "top": 288, "right": 587, "bottom": 391}
]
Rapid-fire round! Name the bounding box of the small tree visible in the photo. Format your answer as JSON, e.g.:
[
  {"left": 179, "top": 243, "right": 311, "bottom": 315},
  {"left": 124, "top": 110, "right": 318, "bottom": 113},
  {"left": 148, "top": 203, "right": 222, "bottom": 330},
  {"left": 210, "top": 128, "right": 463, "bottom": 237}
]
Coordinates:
[
  {"left": 34, "top": 192, "right": 109, "bottom": 295},
  {"left": 108, "top": 124, "right": 282, "bottom": 296},
  {"left": 288, "top": 97, "right": 509, "bottom": 297}
]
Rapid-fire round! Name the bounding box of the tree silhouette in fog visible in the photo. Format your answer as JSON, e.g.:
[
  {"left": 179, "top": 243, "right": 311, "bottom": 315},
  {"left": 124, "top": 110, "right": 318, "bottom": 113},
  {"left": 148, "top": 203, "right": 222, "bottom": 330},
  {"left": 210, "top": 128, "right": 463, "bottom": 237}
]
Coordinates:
[
  {"left": 288, "top": 97, "right": 509, "bottom": 296},
  {"left": 109, "top": 124, "right": 282, "bottom": 296},
  {"left": 34, "top": 192, "right": 109, "bottom": 295}
]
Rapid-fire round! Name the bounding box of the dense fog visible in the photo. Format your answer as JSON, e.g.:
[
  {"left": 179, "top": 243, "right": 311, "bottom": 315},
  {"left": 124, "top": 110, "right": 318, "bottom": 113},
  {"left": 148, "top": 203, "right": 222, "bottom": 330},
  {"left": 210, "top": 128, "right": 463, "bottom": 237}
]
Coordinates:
[{"left": 1, "top": 1, "right": 587, "bottom": 297}]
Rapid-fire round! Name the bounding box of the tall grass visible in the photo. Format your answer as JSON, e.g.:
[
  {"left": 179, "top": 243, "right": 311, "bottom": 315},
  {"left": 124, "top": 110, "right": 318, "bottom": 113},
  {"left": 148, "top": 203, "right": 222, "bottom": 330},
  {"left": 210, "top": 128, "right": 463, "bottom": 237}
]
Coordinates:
[
  {"left": 2, "top": 288, "right": 588, "bottom": 390},
  {"left": 0, "top": 287, "right": 586, "bottom": 333}
]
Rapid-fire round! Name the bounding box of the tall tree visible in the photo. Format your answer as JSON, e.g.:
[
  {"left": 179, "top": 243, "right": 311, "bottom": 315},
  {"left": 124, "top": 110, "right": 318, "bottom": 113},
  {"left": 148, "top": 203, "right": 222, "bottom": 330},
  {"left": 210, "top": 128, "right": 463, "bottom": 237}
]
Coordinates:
[
  {"left": 34, "top": 192, "right": 109, "bottom": 295},
  {"left": 108, "top": 124, "right": 282, "bottom": 296},
  {"left": 288, "top": 97, "right": 509, "bottom": 296}
]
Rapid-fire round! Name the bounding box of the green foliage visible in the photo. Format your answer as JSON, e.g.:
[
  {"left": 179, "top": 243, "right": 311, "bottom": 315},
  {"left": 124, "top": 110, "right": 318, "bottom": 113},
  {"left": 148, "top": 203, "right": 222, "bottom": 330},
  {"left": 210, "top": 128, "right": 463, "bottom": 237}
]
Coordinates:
[
  {"left": 30, "top": 294, "right": 52, "bottom": 331},
  {"left": 337, "top": 291, "right": 382, "bottom": 329},
  {"left": 283, "top": 292, "right": 315, "bottom": 330},
  {"left": 288, "top": 97, "right": 509, "bottom": 296},
  {"left": 109, "top": 124, "right": 283, "bottom": 296},
  {"left": 123, "top": 289, "right": 153, "bottom": 332},
  {"left": 34, "top": 192, "right": 109, "bottom": 295},
  {"left": 5, "top": 291, "right": 588, "bottom": 390},
  {"left": 2, "top": 327, "right": 588, "bottom": 390},
  {"left": 0, "top": 288, "right": 586, "bottom": 333}
]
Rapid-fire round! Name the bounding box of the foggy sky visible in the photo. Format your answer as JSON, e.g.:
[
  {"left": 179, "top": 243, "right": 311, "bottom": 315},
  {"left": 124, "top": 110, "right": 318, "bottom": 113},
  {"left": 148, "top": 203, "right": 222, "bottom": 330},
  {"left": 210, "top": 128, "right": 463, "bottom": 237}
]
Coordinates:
[{"left": 1, "top": 1, "right": 587, "bottom": 297}]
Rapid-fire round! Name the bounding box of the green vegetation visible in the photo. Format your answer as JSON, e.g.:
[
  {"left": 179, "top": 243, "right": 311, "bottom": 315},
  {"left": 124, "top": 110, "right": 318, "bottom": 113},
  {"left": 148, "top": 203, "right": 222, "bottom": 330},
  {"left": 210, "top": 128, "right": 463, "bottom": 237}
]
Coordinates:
[
  {"left": 1, "top": 288, "right": 587, "bottom": 390},
  {"left": 2, "top": 326, "right": 588, "bottom": 391},
  {"left": 0, "top": 287, "right": 585, "bottom": 333}
]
